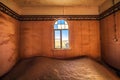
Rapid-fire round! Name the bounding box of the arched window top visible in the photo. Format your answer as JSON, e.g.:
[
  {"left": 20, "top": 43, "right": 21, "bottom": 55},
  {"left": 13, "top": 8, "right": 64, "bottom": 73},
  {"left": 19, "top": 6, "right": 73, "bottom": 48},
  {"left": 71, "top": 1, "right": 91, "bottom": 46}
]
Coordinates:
[{"left": 54, "top": 20, "right": 68, "bottom": 29}]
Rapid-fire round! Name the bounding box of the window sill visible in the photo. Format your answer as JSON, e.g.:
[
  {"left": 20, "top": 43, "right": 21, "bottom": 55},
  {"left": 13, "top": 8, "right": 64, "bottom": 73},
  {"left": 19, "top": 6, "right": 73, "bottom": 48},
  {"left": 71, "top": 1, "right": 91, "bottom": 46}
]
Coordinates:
[{"left": 52, "top": 48, "right": 71, "bottom": 51}]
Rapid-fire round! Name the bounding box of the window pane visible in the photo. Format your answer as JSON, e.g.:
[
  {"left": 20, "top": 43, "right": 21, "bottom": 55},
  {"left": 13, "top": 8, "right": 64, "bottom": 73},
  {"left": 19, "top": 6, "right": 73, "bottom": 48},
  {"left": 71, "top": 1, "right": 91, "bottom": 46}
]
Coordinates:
[
  {"left": 61, "top": 20, "right": 65, "bottom": 24},
  {"left": 55, "top": 30, "right": 61, "bottom": 48},
  {"left": 54, "top": 24, "right": 58, "bottom": 29},
  {"left": 61, "top": 24, "right": 65, "bottom": 29},
  {"left": 64, "top": 25, "right": 68, "bottom": 29},
  {"left": 57, "top": 20, "right": 61, "bottom": 24},
  {"left": 58, "top": 24, "right": 62, "bottom": 29},
  {"left": 62, "top": 30, "right": 69, "bottom": 48}
]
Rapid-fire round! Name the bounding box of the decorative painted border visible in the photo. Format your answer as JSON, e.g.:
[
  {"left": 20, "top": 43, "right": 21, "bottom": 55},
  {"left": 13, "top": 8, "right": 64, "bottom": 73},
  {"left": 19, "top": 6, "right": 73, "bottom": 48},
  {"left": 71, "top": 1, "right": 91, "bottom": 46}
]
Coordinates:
[
  {"left": 0, "top": 2, "right": 20, "bottom": 20},
  {"left": 19, "top": 15, "right": 99, "bottom": 21},
  {"left": 0, "top": 2, "right": 120, "bottom": 21},
  {"left": 99, "top": 1, "right": 120, "bottom": 19}
]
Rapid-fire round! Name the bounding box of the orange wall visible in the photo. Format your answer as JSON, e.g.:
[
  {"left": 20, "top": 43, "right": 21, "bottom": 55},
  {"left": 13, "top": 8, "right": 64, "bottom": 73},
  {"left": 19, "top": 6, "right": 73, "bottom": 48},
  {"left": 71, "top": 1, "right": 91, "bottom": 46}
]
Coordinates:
[
  {"left": 0, "top": 12, "right": 20, "bottom": 76},
  {"left": 100, "top": 11, "right": 120, "bottom": 70},
  {"left": 20, "top": 20, "right": 100, "bottom": 59}
]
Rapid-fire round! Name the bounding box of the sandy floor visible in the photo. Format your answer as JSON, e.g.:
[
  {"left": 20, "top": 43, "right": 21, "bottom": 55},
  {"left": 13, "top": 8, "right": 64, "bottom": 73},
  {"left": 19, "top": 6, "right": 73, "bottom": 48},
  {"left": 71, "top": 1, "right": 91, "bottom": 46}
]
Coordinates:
[{"left": 1, "top": 57, "right": 120, "bottom": 80}]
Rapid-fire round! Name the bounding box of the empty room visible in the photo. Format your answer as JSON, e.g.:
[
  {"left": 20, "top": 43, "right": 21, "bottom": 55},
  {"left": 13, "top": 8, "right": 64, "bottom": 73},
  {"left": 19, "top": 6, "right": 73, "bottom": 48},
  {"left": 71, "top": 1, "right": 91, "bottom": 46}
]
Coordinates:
[{"left": 0, "top": 0, "right": 120, "bottom": 80}]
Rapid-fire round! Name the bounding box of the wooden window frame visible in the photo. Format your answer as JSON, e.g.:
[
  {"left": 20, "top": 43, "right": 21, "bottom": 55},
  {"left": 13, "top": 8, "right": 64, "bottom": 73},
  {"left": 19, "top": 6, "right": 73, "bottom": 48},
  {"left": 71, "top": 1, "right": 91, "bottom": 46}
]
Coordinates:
[{"left": 54, "top": 20, "right": 69, "bottom": 49}]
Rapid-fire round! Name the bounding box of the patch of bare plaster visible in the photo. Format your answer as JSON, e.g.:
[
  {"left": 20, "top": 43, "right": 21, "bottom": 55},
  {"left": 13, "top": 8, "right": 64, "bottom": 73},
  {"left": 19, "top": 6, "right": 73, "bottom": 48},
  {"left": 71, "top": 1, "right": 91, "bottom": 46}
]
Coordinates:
[
  {"left": 0, "top": 33, "right": 16, "bottom": 62},
  {"left": 8, "top": 52, "right": 17, "bottom": 62},
  {"left": 0, "top": 10, "right": 19, "bottom": 77},
  {"left": 0, "top": 34, "right": 14, "bottom": 45}
]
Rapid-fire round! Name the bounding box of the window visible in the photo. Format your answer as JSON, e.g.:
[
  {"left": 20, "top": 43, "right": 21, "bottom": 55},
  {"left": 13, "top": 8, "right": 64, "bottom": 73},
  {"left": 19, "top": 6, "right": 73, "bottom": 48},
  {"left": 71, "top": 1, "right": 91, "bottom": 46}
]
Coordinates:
[{"left": 54, "top": 20, "right": 69, "bottom": 49}]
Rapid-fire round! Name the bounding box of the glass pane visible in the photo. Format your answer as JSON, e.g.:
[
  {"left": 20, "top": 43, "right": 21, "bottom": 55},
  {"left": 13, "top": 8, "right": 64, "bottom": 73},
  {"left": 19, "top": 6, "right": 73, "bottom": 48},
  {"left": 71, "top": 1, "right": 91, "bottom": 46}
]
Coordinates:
[
  {"left": 61, "top": 24, "right": 65, "bottom": 29},
  {"left": 62, "top": 30, "right": 69, "bottom": 48},
  {"left": 61, "top": 20, "right": 65, "bottom": 24},
  {"left": 57, "top": 20, "right": 61, "bottom": 24},
  {"left": 58, "top": 25, "right": 62, "bottom": 29},
  {"left": 54, "top": 24, "right": 58, "bottom": 29},
  {"left": 64, "top": 25, "right": 68, "bottom": 29},
  {"left": 55, "top": 30, "right": 61, "bottom": 48}
]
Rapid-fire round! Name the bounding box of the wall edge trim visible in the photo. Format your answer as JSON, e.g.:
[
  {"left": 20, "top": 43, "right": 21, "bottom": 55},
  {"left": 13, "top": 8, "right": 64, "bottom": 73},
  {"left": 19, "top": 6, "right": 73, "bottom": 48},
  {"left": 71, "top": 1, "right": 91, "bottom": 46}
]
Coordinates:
[
  {"left": 0, "top": 2, "right": 20, "bottom": 20},
  {"left": 99, "top": 1, "right": 120, "bottom": 19}
]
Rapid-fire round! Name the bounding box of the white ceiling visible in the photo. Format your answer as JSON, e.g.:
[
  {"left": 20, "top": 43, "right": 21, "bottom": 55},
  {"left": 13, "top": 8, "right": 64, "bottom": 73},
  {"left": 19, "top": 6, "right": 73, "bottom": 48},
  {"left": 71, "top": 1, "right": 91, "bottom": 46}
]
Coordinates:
[{"left": 13, "top": 0, "right": 106, "bottom": 7}]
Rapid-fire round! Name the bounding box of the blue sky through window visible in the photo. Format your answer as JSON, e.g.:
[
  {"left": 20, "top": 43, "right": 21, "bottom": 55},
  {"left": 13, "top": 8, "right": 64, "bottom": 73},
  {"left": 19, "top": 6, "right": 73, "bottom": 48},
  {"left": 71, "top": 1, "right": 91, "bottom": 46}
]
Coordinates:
[
  {"left": 57, "top": 20, "right": 65, "bottom": 24},
  {"left": 54, "top": 24, "right": 58, "bottom": 29},
  {"left": 55, "top": 30, "right": 60, "bottom": 40},
  {"left": 61, "top": 20, "right": 65, "bottom": 24},
  {"left": 62, "top": 30, "right": 68, "bottom": 40},
  {"left": 57, "top": 20, "right": 61, "bottom": 24},
  {"left": 54, "top": 20, "right": 68, "bottom": 29}
]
